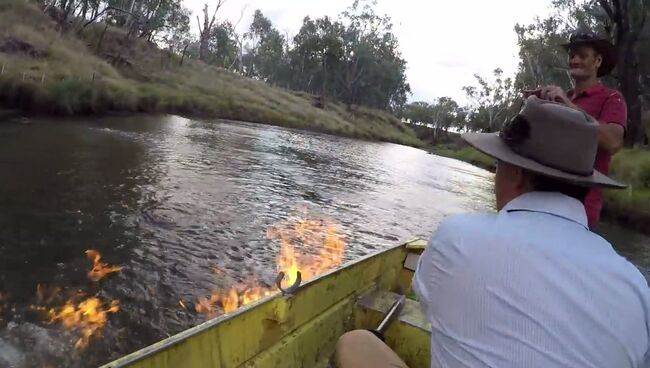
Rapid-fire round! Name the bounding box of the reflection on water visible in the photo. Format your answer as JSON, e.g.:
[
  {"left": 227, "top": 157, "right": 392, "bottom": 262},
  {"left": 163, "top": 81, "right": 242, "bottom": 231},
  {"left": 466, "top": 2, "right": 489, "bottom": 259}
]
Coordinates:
[{"left": 0, "top": 115, "right": 646, "bottom": 367}]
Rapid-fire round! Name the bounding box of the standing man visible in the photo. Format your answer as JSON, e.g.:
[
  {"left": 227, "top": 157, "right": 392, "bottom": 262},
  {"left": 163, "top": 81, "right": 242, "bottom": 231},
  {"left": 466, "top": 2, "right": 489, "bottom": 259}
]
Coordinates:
[{"left": 536, "top": 30, "right": 627, "bottom": 229}]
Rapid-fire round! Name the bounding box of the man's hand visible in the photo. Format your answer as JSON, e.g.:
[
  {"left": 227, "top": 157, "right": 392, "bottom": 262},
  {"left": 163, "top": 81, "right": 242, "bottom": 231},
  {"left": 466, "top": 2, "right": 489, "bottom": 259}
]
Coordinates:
[
  {"left": 522, "top": 89, "right": 542, "bottom": 98},
  {"left": 540, "top": 85, "right": 573, "bottom": 106}
]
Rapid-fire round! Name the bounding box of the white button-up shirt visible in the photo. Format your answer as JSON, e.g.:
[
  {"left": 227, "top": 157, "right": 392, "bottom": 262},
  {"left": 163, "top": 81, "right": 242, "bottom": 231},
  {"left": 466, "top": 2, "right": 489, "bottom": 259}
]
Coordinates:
[{"left": 413, "top": 192, "right": 650, "bottom": 368}]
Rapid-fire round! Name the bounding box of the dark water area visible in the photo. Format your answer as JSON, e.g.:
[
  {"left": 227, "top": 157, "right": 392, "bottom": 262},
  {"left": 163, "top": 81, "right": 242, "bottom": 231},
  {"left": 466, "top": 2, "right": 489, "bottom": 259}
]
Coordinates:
[{"left": 0, "top": 115, "right": 646, "bottom": 367}]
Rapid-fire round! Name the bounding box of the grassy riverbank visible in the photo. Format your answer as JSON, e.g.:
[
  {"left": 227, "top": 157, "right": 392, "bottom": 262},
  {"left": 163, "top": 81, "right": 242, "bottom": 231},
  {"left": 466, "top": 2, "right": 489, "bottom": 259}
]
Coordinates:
[
  {"left": 430, "top": 141, "right": 650, "bottom": 235},
  {"left": 604, "top": 149, "right": 650, "bottom": 231},
  {"left": 432, "top": 144, "right": 495, "bottom": 171},
  {"left": 0, "top": 0, "right": 423, "bottom": 147}
]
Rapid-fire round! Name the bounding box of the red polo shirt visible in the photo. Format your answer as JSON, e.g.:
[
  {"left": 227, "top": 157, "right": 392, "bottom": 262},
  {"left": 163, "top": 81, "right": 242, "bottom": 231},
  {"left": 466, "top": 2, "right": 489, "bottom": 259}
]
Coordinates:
[{"left": 568, "top": 82, "right": 627, "bottom": 229}]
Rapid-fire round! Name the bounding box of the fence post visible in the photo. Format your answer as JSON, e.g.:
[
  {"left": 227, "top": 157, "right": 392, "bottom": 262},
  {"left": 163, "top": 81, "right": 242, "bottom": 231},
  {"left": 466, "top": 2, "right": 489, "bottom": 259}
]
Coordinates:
[
  {"left": 22, "top": 72, "right": 25, "bottom": 81},
  {"left": 41, "top": 73, "right": 45, "bottom": 84},
  {"left": 1, "top": 63, "right": 4, "bottom": 75},
  {"left": 92, "top": 72, "right": 95, "bottom": 83}
]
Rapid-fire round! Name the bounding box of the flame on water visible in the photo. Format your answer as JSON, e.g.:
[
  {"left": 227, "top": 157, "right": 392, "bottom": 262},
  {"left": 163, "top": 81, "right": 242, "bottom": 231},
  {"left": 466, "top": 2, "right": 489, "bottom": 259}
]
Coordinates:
[
  {"left": 195, "top": 286, "right": 274, "bottom": 316},
  {"left": 86, "top": 250, "right": 122, "bottom": 282},
  {"left": 47, "top": 297, "right": 120, "bottom": 350},
  {"left": 30, "top": 250, "right": 123, "bottom": 351},
  {"left": 195, "top": 293, "right": 219, "bottom": 317},
  {"left": 269, "top": 218, "right": 345, "bottom": 288},
  {"left": 195, "top": 214, "right": 345, "bottom": 318},
  {"left": 241, "top": 286, "right": 268, "bottom": 306}
]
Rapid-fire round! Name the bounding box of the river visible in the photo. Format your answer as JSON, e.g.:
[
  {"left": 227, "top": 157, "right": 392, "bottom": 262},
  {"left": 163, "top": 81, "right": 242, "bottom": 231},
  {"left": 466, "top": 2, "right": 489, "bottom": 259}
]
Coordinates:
[{"left": 0, "top": 115, "right": 647, "bottom": 367}]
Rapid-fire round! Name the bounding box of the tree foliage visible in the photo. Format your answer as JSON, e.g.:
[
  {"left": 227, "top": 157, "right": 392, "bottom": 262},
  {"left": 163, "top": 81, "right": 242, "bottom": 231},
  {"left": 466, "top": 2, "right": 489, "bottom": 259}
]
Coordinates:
[
  {"left": 242, "top": 10, "right": 287, "bottom": 83},
  {"left": 39, "top": 0, "right": 411, "bottom": 112},
  {"left": 413, "top": 0, "right": 649, "bottom": 144},
  {"left": 401, "top": 97, "right": 462, "bottom": 141},
  {"left": 239, "top": 1, "right": 411, "bottom": 111},
  {"left": 463, "top": 68, "right": 520, "bottom": 132},
  {"left": 402, "top": 68, "right": 520, "bottom": 140}
]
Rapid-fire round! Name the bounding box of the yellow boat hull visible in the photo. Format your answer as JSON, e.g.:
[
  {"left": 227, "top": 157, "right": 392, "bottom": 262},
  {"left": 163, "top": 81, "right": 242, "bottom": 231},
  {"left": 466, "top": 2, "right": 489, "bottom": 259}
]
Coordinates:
[{"left": 102, "top": 239, "right": 430, "bottom": 368}]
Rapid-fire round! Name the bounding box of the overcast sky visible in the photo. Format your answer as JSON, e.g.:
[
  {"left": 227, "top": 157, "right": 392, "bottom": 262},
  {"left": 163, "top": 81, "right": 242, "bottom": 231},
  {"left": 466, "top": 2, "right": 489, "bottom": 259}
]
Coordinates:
[{"left": 184, "top": 0, "right": 552, "bottom": 103}]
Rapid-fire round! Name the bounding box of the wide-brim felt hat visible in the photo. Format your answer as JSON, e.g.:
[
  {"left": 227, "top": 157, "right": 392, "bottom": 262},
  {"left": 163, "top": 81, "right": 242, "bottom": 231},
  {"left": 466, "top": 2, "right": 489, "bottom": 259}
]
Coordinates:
[{"left": 462, "top": 96, "right": 625, "bottom": 189}]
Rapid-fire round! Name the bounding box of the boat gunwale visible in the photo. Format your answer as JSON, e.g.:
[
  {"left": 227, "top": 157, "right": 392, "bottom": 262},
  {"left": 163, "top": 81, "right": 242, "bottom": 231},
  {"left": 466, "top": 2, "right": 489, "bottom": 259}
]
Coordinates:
[{"left": 101, "top": 240, "right": 410, "bottom": 368}]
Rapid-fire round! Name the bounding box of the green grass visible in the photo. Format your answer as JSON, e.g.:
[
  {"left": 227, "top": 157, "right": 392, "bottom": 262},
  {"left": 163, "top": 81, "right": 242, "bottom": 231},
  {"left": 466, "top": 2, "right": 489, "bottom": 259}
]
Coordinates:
[
  {"left": 429, "top": 144, "right": 495, "bottom": 171},
  {"left": 0, "top": 0, "right": 423, "bottom": 147},
  {"left": 609, "top": 149, "right": 650, "bottom": 188},
  {"left": 603, "top": 148, "right": 650, "bottom": 230}
]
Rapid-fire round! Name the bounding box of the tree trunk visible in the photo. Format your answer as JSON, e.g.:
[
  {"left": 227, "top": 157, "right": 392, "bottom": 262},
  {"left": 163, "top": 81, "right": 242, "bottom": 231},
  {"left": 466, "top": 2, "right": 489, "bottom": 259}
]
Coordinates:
[
  {"left": 198, "top": 2, "right": 226, "bottom": 62},
  {"left": 125, "top": 0, "right": 136, "bottom": 30},
  {"left": 60, "top": 0, "right": 71, "bottom": 25},
  {"left": 180, "top": 43, "right": 190, "bottom": 66},
  {"left": 598, "top": 0, "right": 646, "bottom": 146},
  {"left": 198, "top": 3, "right": 212, "bottom": 62},
  {"left": 96, "top": 23, "right": 108, "bottom": 54},
  {"left": 80, "top": 0, "right": 88, "bottom": 20},
  {"left": 199, "top": 32, "right": 210, "bottom": 62},
  {"left": 488, "top": 109, "right": 495, "bottom": 131},
  {"left": 618, "top": 35, "right": 643, "bottom": 147}
]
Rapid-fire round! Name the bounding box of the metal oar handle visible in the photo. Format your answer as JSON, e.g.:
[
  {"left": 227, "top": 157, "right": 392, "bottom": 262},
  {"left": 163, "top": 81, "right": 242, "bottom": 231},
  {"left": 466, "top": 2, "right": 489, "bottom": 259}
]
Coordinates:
[
  {"left": 370, "top": 295, "right": 406, "bottom": 341},
  {"left": 276, "top": 271, "right": 302, "bottom": 295}
]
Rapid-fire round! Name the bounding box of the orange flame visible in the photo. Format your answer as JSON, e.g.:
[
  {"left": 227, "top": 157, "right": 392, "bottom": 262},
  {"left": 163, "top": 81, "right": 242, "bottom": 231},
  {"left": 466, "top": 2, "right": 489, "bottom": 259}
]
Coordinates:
[
  {"left": 194, "top": 286, "right": 274, "bottom": 316},
  {"left": 86, "top": 250, "right": 122, "bottom": 282},
  {"left": 195, "top": 213, "right": 345, "bottom": 318},
  {"left": 241, "top": 286, "right": 269, "bottom": 306},
  {"left": 221, "top": 288, "right": 239, "bottom": 313},
  {"left": 48, "top": 297, "right": 119, "bottom": 350},
  {"left": 269, "top": 217, "right": 345, "bottom": 287},
  {"left": 195, "top": 292, "right": 220, "bottom": 318},
  {"left": 30, "top": 251, "right": 122, "bottom": 350}
]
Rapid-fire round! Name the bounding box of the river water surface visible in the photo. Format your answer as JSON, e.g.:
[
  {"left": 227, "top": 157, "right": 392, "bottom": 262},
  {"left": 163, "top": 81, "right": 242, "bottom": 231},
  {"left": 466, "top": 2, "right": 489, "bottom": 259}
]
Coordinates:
[{"left": 0, "top": 115, "right": 647, "bottom": 367}]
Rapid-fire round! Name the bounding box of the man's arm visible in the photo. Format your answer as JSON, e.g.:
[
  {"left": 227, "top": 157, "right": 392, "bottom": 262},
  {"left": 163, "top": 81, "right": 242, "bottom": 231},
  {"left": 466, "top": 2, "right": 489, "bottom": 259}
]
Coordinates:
[
  {"left": 596, "top": 91, "right": 627, "bottom": 154},
  {"left": 598, "top": 123, "right": 624, "bottom": 154},
  {"left": 540, "top": 86, "right": 626, "bottom": 154}
]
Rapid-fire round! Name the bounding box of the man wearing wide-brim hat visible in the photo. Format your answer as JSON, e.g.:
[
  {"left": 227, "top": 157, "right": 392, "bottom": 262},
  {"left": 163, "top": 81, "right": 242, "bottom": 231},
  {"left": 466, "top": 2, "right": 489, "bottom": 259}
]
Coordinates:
[
  {"left": 527, "top": 30, "right": 627, "bottom": 230},
  {"left": 412, "top": 97, "right": 649, "bottom": 367}
]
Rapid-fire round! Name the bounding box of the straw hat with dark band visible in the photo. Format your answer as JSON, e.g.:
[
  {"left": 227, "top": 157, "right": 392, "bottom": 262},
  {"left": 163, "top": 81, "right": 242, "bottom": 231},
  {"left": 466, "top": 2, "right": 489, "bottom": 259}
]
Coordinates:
[
  {"left": 562, "top": 30, "right": 617, "bottom": 77},
  {"left": 462, "top": 96, "right": 625, "bottom": 189}
]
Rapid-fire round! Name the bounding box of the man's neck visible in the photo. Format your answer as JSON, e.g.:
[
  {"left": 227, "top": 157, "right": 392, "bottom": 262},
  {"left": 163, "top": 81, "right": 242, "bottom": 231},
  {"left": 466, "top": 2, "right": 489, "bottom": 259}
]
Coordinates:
[{"left": 572, "top": 76, "right": 600, "bottom": 95}]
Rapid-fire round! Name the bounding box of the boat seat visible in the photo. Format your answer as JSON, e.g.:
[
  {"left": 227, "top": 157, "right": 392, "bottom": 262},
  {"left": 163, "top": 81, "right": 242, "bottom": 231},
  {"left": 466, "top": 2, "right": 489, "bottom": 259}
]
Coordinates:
[{"left": 356, "top": 290, "right": 431, "bottom": 333}]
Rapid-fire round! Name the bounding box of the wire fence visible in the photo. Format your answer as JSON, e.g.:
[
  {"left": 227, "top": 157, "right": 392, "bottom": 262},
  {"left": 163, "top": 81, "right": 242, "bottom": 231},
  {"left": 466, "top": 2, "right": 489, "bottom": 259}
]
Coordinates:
[{"left": 0, "top": 62, "right": 102, "bottom": 84}]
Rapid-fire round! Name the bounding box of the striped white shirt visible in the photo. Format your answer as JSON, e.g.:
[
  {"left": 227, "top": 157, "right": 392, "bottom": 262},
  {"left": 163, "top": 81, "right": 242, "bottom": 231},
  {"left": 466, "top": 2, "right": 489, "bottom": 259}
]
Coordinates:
[{"left": 414, "top": 192, "right": 650, "bottom": 368}]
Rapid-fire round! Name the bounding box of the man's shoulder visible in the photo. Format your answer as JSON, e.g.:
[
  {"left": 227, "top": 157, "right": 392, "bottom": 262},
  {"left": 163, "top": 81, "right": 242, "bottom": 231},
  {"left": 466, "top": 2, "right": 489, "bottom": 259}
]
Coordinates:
[
  {"left": 423, "top": 213, "right": 503, "bottom": 274},
  {"left": 598, "top": 86, "right": 627, "bottom": 125},
  {"left": 439, "top": 212, "right": 498, "bottom": 227},
  {"left": 602, "top": 84, "right": 622, "bottom": 94},
  {"left": 434, "top": 213, "right": 499, "bottom": 242},
  {"left": 601, "top": 86, "right": 625, "bottom": 102}
]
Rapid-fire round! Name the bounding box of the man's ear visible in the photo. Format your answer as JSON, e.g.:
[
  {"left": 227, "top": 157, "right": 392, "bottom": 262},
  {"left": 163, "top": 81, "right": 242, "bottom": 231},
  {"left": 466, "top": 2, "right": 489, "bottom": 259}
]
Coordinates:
[{"left": 595, "top": 54, "right": 603, "bottom": 68}]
